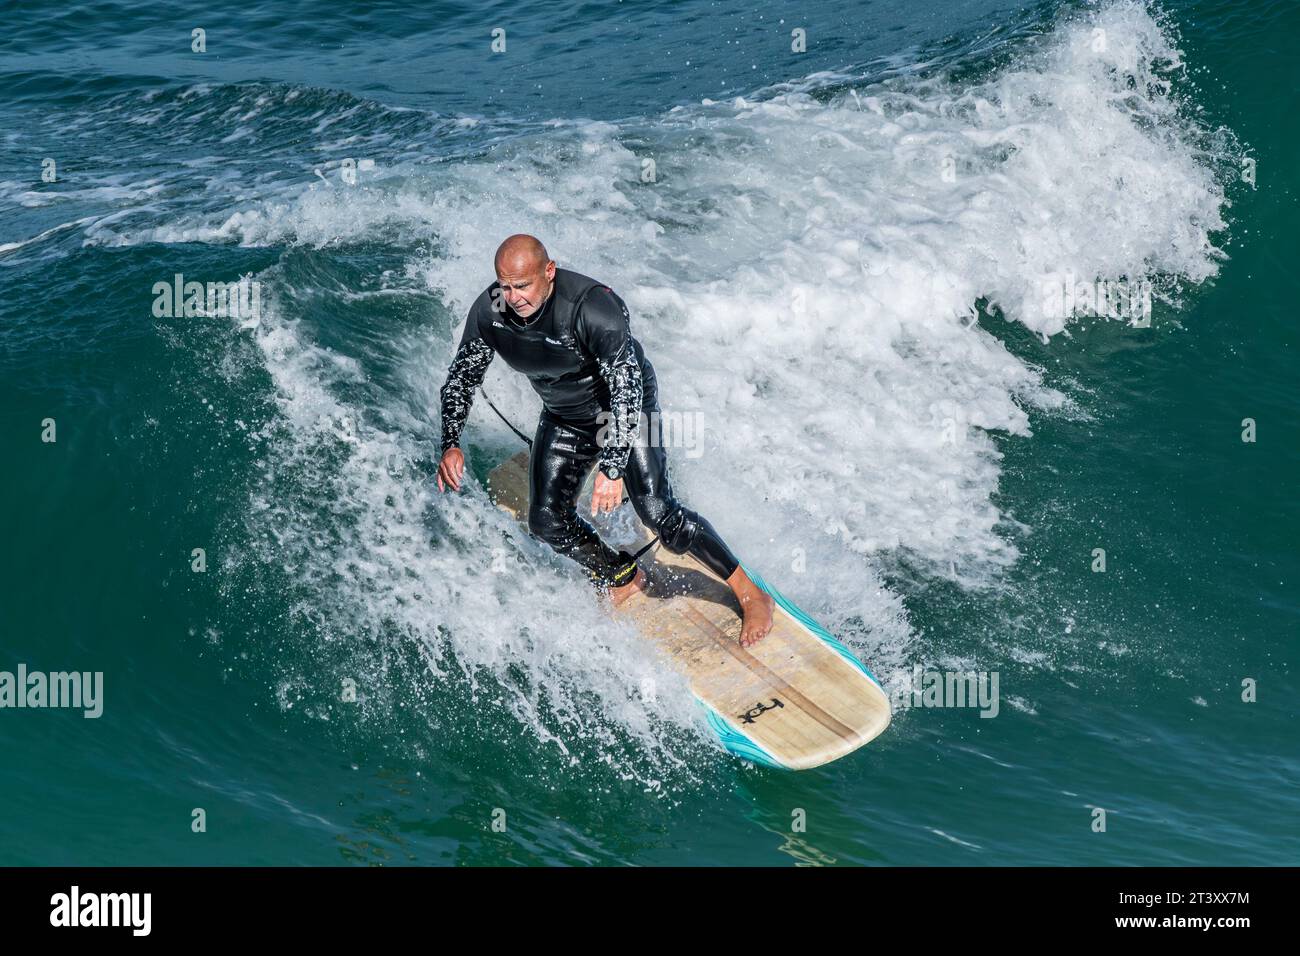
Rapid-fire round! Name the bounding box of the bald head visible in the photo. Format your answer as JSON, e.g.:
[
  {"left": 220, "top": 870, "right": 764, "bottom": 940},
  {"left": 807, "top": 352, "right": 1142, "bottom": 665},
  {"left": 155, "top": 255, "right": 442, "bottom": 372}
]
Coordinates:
[
  {"left": 495, "top": 234, "right": 549, "bottom": 273},
  {"left": 494, "top": 234, "right": 556, "bottom": 319}
]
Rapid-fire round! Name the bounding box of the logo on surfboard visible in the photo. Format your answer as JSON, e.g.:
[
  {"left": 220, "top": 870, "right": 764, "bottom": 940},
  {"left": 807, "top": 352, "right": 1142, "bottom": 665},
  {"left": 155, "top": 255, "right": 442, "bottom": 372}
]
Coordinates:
[{"left": 738, "top": 698, "right": 784, "bottom": 724}]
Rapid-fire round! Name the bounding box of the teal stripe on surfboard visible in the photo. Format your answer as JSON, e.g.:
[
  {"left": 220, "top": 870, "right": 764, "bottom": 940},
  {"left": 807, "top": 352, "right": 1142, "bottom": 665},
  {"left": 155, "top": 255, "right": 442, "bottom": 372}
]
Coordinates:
[
  {"left": 702, "top": 702, "right": 786, "bottom": 769},
  {"left": 737, "top": 560, "right": 886, "bottom": 691}
]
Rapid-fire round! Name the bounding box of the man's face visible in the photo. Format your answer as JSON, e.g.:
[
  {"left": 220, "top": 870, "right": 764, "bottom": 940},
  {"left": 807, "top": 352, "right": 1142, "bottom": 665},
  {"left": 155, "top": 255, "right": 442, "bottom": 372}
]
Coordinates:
[{"left": 496, "top": 258, "right": 555, "bottom": 317}]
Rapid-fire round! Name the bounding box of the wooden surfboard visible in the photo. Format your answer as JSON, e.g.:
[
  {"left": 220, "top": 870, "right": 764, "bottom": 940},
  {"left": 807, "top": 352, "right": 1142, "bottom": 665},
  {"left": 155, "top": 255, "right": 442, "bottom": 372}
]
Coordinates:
[{"left": 487, "top": 450, "right": 891, "bottom": 770}]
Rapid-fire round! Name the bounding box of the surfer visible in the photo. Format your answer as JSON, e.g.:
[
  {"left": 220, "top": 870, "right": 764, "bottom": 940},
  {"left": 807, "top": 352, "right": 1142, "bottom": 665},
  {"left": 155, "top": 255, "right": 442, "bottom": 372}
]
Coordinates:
[{"left": 436, "top": 235, "right": 775, "bottom": 647}]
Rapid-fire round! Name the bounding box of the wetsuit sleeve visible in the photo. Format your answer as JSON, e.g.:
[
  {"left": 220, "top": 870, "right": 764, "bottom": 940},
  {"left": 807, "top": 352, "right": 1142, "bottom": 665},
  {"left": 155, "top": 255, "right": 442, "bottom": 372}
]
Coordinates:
[
  {"left": 577, "top": 286, "right": 643, "bottom": 480},
  {"left": 439, "top": 307, "right": 496, "bottom": 456}
]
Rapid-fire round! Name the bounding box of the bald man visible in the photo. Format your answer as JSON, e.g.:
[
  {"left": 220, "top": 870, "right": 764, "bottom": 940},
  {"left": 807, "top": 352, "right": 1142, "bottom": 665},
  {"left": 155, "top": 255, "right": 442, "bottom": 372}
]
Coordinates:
[{"left": 436, "top": 235, "right": 774, "bottom": 646}]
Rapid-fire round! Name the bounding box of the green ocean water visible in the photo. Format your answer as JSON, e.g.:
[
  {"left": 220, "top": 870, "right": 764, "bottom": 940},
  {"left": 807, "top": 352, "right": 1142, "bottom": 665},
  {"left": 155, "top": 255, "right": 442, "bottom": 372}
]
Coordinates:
[{"left": 1, "top": 0, "right": 1296, "bottom": 865}]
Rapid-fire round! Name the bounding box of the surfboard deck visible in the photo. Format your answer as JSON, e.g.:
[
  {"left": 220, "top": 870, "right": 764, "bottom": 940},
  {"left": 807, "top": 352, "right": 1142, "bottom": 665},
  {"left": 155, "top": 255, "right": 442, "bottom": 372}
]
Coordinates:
[{"left": 487, "top": 450, "right": 891, "bottom": 770}]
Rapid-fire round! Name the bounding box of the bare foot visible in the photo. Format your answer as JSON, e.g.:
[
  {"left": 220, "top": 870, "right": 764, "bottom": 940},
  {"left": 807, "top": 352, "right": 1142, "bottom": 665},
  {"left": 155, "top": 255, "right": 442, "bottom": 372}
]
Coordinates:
[
  {"left": 726, "top": 566, "right": 775, "bottom": 647},
  {"left": 609, "top": 566, "right": 647, "bottom": 607}
]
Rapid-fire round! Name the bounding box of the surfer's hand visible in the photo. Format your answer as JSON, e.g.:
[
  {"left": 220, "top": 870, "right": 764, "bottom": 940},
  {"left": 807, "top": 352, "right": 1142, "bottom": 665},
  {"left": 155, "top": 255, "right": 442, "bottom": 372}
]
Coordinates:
[
  {"left": 591, "top": 473, "right": 623, "bottom": 515},
  {"left": 437, "top": 448, "right": 465, "bottom": 492}
]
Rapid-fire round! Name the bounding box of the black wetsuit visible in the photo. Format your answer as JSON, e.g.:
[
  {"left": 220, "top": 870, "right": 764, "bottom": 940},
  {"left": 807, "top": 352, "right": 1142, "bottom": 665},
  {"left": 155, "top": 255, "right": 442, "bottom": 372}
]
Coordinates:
[{"left": 439, "top": 267, "right": 740, "bottom": 589}]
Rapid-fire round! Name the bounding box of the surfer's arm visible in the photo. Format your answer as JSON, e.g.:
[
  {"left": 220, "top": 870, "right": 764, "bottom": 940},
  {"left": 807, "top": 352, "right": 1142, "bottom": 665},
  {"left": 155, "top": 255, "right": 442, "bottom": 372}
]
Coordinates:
[
  {"left": 439, "top": 316, "right": 496, "bottom": 456},
  {"left": 579, "top": 286, "right": 643, "bottom": 481}
]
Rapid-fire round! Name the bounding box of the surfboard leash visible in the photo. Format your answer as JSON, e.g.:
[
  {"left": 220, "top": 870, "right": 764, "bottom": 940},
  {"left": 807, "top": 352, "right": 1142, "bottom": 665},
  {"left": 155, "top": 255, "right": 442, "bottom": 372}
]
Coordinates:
[
  {"left": 478, "top": 387, "right": 660, "bottom": 563},
  {"left": 478, "top": 386, "right": 534, "bottom": 448}
]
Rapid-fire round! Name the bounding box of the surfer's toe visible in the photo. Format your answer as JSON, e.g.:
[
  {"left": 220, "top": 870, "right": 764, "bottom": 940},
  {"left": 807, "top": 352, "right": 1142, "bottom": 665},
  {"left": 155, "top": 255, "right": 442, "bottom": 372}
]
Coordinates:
[{"left": 739, "top": 592, "right": 776, "bottom": 646}]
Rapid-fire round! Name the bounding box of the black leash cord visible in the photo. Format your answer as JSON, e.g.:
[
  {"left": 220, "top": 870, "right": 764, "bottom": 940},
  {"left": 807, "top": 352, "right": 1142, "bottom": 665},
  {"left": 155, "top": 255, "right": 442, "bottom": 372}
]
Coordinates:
[{"left": 478, "top": 386, "right": 533, "bottom": 448}]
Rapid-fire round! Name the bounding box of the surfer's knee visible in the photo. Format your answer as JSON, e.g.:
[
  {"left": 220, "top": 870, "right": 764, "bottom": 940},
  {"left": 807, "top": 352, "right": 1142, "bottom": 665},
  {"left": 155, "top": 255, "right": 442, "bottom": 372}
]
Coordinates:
[{"left": 656, "top": 506, "right": 700, "bottom": 555}]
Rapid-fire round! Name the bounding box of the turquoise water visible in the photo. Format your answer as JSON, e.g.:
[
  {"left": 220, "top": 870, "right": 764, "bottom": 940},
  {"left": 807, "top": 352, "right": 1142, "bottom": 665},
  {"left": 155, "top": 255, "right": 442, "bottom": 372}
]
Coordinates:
[{"left": 1, "top": 0, "right": 1296, "bottom": 865}]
